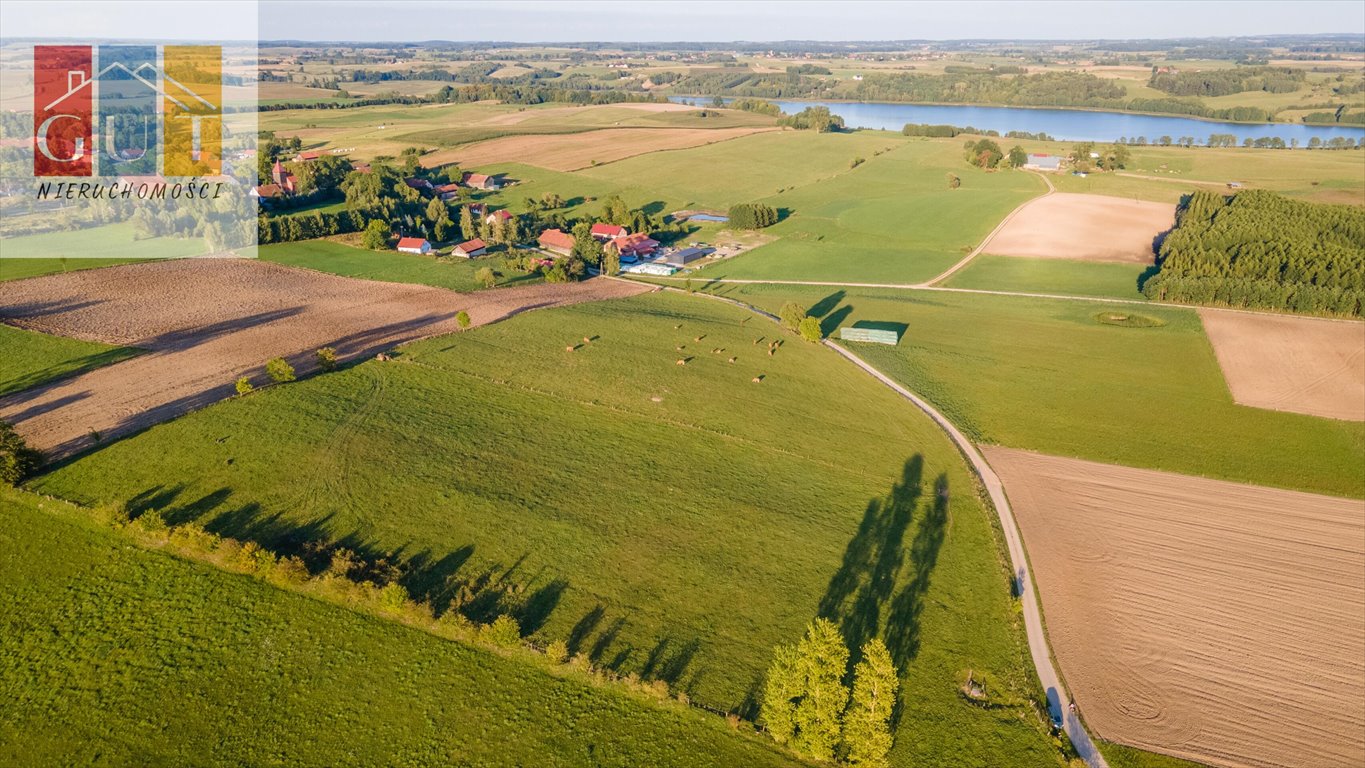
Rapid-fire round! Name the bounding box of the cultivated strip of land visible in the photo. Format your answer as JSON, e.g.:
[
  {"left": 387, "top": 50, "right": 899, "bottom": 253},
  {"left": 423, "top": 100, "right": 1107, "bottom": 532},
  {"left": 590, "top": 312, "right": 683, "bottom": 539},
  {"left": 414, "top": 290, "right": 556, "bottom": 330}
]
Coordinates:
[{"left": 985, "top": 446, "right": 1365, "bottom": 768}]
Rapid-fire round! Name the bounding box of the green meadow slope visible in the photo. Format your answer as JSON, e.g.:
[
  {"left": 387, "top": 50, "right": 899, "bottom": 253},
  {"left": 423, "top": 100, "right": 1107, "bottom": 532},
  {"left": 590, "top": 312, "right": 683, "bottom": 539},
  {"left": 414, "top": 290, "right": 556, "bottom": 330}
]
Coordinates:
[
  {"left": 29, "top": 290, "right": 1064, "bottom": 766},
  {"left": 0, "top": 487, "right": 804, "bottom": 768},
  {"left": 0, "top": 325, "right": 140, "bottom": 397}
]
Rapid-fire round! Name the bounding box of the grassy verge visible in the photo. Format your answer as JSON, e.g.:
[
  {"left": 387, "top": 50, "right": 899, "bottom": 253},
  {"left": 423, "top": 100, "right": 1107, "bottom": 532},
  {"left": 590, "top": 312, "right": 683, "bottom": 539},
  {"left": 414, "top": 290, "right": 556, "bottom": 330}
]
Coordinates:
[
  {"left": 30, "top": 290, "right": 1065, "bottom": 766},
  {"left": 0, "top": 486, "right": 804, "bottom": 767},
  {"left": 943, "top": 255, "right": 1151, "bottom": 301},
  {"left": 258, "top": 239, "right": 542, "bottom": 291},
  {"left": 1098, "top": 740, "right": 1210, "bottom": 768},
  {"left": 693, "top": 283, "right": 1364, "bottom": 498},
  {"left": 0, "top": 325, "right": 140, "bottom": 397}
]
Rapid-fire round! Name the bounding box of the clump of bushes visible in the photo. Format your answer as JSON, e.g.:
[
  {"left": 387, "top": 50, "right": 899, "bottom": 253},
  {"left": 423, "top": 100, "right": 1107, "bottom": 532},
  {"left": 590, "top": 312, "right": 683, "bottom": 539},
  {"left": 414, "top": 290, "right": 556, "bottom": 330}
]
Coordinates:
[
  {"left": 779, "top": 302, "right": 808, "bottom": 330},
  {"left": 456, "top": 310, "right": 471, "bottom": 328},
  {"left": 0, "top": 420, "right": 41, "bottom": 486},
  {"left": 315, "top": 346, "right": 338, "bottom": 372},
  {"left": 235, "top": 377, "right": 254, "bottom": 395},
  {"left": 266, "top": 357, "right": 296, "bottom": 383},
  {"left": 798, "top": 316, "right": 823, "bottom": 342},
  {"left": 729, "top": 203, "right": 779, "bottom": 230}
]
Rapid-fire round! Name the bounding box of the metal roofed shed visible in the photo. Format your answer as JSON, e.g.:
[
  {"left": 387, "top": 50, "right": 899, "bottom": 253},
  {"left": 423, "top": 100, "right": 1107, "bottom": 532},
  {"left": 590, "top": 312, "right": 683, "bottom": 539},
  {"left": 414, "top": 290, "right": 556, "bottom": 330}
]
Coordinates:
[{"left": 663, "top": 247, "right": 711, "bottom": 268}]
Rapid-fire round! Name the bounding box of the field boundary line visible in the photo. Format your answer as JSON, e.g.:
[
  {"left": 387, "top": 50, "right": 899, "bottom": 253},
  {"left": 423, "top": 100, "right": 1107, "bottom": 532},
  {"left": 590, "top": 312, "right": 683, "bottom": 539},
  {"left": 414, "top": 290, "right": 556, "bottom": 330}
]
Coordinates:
[
  {"left": 923, "top": 169, "right": 1055, "bottom": 286},
  {"left": 633, "top": 277, "right": 1365, "bottom": 325},
  {"left": 644, "top": 278, "right": 1110, "bottom": 768}
]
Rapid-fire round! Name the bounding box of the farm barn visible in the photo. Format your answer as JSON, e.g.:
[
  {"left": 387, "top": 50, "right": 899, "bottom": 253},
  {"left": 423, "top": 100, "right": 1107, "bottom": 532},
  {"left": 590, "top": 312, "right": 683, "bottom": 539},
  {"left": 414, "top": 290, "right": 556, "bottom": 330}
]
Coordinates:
[
  {"left": 452, "top": 238, "right": 488, "bottom": 258},
  {"left": 537, "top": 228, "right": 575, "bottom": 256},
  {"left": 396, "top": 237, "right": 431, "bottom": 255}
]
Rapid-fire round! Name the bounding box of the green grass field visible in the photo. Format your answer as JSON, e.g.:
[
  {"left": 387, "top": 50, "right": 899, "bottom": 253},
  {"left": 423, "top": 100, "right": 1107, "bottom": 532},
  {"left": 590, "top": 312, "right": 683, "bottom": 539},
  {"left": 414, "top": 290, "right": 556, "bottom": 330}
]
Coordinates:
[
  {"left": 943, "top": 255, "right": 1151, "bottom": 300},
  {"left": 0, "top": 325, "right": 140, "bottom": 397},
  {"left": 258, "top": 239, "right": 541, "bottom": 292},
  {"left": 1100, "top": 740, "right": 1210, "bottom": 768},
  {"left": 0, "top": 487, "right": 803, "bottom": 768},
  {"left": 0, "top": 222, "right": 207, "bottom": 262},
  {"left": 0, "top": 256, "right": 149, "bottom": 282},
  {"left": 30, "top": 291, "right": 1064, "bottom": 767},
  {"left": 692, "top": 283, "right": 1365, "bottom": 498}
]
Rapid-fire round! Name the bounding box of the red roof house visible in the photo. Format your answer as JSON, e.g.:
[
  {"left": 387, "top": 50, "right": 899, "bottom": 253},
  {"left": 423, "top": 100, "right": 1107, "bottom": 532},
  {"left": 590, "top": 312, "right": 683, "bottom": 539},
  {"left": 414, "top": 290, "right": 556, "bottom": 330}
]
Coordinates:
[
  {"left": 590, "top": 223, "right": 628, "bottom": 240},
  {"left": 463, "top": 173, "right": 500, "bottom": 190},
  {"left": 537, "top": 228, "right": 575, "bottom": 256},
  {"left": 605, "top": 232, "right": 660, "bottom": 258},
  {"left": 271, "top": 160, "right": 296, "bottom": 194},
  {"left": 485, "top": 209, "right": 513, "bottom": 224},
  {"left": 396, "top": 237, "right": 431, "bottom": 254}
]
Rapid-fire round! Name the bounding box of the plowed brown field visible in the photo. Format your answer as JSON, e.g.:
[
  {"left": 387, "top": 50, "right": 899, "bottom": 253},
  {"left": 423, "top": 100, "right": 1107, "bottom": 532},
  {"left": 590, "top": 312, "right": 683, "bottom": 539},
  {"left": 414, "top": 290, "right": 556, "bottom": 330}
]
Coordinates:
[
  {"left": 984, "top": 445, "right": 1365, "bottom": 768},
  {"left": 0, "top": 259, "right": 649, "bottom": 458},
  {"left": 1199, "top": 309, "right": 1365, "bottom": 421},
  {"left": 981, "top": 192, "right": 1175, "bottom": 262}
]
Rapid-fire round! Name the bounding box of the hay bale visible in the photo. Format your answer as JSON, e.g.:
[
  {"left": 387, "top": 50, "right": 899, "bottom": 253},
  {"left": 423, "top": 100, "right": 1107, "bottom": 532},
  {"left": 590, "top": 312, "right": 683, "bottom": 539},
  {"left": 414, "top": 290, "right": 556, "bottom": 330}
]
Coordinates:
[
  {"left": 566, "top": 345, "right": 576, "bottom": 352},
  {"left": 751, "top": 376, "right": 762, "bottom": 383},
  {"left": 728, "top": 357, "right": 737, "bottom": 363},
  {"left": 676, "top": 358, "right": 687, "bottom": 366}
]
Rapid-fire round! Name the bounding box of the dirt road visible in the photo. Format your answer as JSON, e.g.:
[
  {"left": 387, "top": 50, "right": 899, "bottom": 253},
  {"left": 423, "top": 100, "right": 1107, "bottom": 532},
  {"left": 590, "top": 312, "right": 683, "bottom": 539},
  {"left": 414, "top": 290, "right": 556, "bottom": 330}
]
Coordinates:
[{"left": 0, "top": 259, "right": 649, "bottom": 459}]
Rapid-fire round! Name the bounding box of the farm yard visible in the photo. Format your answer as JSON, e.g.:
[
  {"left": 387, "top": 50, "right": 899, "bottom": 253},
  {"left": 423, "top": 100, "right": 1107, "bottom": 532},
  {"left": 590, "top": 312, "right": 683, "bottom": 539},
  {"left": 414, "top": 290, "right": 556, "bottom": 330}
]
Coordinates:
[
  {"left": 25, "top": 290, "right": 1065, "bottom": 767},
  {"left": 1198, "top": 310, "right": 1365, "bottom": 421},
  {"left": 985, "top": 446, "right": 1365, "bottom": 768},
  {"left": 0, "top": 259, "right": 646, "bottom": 458}
]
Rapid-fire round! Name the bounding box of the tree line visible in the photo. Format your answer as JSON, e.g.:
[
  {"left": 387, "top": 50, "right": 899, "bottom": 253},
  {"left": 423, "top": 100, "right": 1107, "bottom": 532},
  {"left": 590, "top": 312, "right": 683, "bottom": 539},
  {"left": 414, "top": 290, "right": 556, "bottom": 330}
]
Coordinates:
[
  {"left": 1148, "top": 66, "right": 1306, "bottom": 98},
  {"left": 1143, "top": 189, "right": 1365, "bottom": 317}
]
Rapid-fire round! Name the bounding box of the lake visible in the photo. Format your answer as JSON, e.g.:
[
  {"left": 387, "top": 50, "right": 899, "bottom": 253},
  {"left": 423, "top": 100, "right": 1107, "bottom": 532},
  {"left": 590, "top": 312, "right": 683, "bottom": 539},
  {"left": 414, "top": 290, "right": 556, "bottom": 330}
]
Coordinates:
[{"left": 672, "top": 97, "right": 1365, "bottom": 145}]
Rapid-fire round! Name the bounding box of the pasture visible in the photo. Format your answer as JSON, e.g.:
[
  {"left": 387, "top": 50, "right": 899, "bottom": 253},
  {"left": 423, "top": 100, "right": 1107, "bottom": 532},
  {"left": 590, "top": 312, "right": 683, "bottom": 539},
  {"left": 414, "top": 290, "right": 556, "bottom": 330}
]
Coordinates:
[
  {"left": 0, "top": 222, "right": 204, "bottom": 263},
  {"left": 941, "top": 255, "right": 1149, "bottom": 300},
  {"left": 422, "top": 126, "right": 778, "bottom": 171},
  {"left": 690, "top": 283, "right": 1365, "bottom": 498},
  {"left": 0, "top": 325, "right": 139, "bottom": 397},
  {"left": 29, "top": 290, "right": 1065, "bottom": 767},
  {"left": 985, "top": 446, "right": 1365, "bottom": 768},
  {"left": 0, "top": 487, "right": 803, "bottom": 768}
]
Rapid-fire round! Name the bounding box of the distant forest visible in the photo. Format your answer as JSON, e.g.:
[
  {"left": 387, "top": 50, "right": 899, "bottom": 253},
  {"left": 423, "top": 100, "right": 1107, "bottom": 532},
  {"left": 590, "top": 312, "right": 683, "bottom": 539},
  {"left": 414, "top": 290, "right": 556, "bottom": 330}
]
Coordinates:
[{"left": 1143, "top": 190, "right": 1365, "bottom": 317}]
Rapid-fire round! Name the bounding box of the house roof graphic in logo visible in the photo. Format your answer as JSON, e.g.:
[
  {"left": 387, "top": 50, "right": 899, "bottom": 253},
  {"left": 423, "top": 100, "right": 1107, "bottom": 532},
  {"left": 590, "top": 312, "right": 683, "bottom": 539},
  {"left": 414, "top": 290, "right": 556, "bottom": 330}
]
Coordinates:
[{"left": 44, "top": 60, "right": 217, "bottom": 113}]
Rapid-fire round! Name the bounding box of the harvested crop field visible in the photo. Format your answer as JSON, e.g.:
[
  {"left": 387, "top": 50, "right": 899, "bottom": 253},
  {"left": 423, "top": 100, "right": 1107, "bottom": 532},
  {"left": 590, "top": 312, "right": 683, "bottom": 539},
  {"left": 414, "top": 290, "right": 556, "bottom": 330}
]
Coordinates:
[
  {"left": 0, "top": 259, "right": 648, "bottom": 458},
  {"left": 981, "top": 192, "right": 1175, "bottom": 263},
  {"left": 1199, "top": 309, "right": 1365, "bottom": 421},
  {"left": 422, "top": 126, "right": 777, "bottom": 171},
  {"left": 985, "top": 445, "right": 1365, "bottom": 768},
  {"left": 477, "top": 101, "right": 695, "bottom": 126}
]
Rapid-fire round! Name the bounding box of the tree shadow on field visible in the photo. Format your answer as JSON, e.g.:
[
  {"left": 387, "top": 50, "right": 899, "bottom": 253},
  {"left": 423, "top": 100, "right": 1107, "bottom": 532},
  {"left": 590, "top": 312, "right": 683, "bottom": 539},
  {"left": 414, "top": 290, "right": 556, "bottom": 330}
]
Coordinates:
[
  {"left": 641, "top": 200, "right": 667, "bottom": 217},
  {"left": 808, "top": 290, "right": 846, "bottom": 319},
  {"left": 884, "top": 473, "right": 950, "bottom": 669},
  {"left": 817, "top": 456, "right": 923, "bottom": 660}
]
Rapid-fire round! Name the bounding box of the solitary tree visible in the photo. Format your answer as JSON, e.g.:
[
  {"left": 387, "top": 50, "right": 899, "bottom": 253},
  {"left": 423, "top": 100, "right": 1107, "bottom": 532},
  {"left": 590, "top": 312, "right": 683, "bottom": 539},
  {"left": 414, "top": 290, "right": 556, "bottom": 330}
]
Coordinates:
[
  {"left": 265, "top": 357, "right": 295, "bottom": 383},
  {"left": 1007, "top": 145, "right": 1028, "bottom": 168},
  {"left": 946, "top": 172, "right": 961, "bottom": 189},
  {"left": 456, "top": 310, "right": 471, "bottom": 328},
  {"left": 798, "top": 316, "right": 823, "bottom": 342},
  {"left": 235, "top": 377, "right": 254, "bottom": 395},
  {"left": 361, "top": 219, "right": 390, "bottom": 250},
  {"left": 475, "top": 266, "right": 497, "bottom": 289},
  {"left": 315, "top": 346, "right": 338, "bottom": 372},
  {"left": 459, "top": 205, "right": 477, "bottom": 241},
  {"left": 779, "top": 302, "right": 808, "bottom": 331},
  {"left": 0, "top": 419, "right": 41, "bottom": 486},
  {"left": 841, "top": 638, "right": 899, "bottom": 768}
]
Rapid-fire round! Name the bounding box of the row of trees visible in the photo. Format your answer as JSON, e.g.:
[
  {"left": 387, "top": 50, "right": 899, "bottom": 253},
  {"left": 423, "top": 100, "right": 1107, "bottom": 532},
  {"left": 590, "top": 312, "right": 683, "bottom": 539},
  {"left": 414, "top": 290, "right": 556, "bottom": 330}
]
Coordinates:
[
  {"left": 761, "top": 619, "right": 899, "bottom": 766},
  {"left": 1144, "top": 189, "right": 1365, "bottom": 317}
]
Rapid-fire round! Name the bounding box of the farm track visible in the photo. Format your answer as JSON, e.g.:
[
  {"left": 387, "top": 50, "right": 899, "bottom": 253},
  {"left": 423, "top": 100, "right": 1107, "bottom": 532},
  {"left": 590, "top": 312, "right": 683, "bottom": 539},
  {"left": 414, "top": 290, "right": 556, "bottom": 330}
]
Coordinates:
[{"left": 0, "top": 259, "right": 650, "bottom": 460}]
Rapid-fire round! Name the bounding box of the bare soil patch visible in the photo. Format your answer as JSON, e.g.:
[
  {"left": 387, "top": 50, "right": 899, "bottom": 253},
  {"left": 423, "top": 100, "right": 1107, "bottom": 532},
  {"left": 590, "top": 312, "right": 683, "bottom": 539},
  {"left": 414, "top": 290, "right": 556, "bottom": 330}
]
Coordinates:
[
  {"left": 981, "top": 192, "right": 1175, "bottom": 263},
  {"left": 0, "top": 259, "right": 649, "bottom": 458},
  {"left": 985, "top": 446, "right": 1365, "bottom": 768},
  {"left": 422, "top": 126, "right": 776, "bottom": 171},
  {"left": 1199, "top": 309, "right": 1365, "bottom": 421}
]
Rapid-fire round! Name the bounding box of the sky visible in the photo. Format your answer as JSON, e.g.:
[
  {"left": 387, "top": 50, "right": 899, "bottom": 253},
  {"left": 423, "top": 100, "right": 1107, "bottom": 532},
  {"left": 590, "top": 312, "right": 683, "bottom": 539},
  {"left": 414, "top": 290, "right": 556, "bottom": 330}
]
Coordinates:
[{"left": 1, "top": 0, "right": 1363, "bottom": 42}]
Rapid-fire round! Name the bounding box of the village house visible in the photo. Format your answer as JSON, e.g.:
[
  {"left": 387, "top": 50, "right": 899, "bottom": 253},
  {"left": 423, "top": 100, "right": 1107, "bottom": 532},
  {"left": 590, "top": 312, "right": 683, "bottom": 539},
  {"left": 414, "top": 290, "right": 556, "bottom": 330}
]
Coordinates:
[
  {"left": 590, "top": 223, "right": 628, "bottom": 241},
  {"left": 485, "top": 209, "right": 513, "bottom": 225},
  {"left": 452, "top": 238, "right": 487, "bottom": 258},
  {"left": 396, "top": 237, "right": 431, "bottom": 255},
  {"left": 250, "top": 183, "right": 285, "bottom": 201},
  {"left": 405, "top": 177, "right": 434, "bottom": 192},
  {"left": 434, "top": 182, "right": 462, "bottom": 201},
  {"left": 604, "top": 232, "right": 660, "bottom": 261},
  {"left": 463, "top": 172, "right": 501, "bottom": 191},
  {"left": 537, "top": 228, "right": 575, "bottom": 257},
  {"left": 1024, "top": 153, "right": 1062, "bottom": 171}
]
